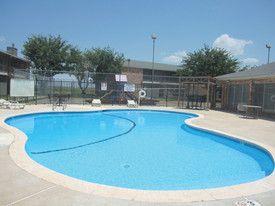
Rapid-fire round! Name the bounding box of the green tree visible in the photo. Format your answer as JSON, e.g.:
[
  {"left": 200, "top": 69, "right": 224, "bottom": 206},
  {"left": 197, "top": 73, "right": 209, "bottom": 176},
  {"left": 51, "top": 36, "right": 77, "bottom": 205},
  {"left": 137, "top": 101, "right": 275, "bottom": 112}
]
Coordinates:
[
  {"left": 86, "top": 46, "right": 125, "bottom": 73},
  {"left": 238, "top": 65, "right": 256, "bottom": 72},
  {"left": 86, "top": 47, "right": 125, "bottom": 93},
  {"left": 67, "top": 47, "right": 125, "bottom": 95},
  {"left": 177, "top": 45, "right": 240, "bottom": 77},
  {"left": 68, "top": 48, "right": 94, "bottom": 94},
  {"left": 22, "top": 34, "right": 72, "bottom": 77}
]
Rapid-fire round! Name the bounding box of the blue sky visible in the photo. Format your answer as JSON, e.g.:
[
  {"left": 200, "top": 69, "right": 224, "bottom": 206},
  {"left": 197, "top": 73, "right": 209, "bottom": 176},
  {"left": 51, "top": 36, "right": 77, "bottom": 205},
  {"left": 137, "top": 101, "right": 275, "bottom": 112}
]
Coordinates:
[{"left": 1, "top": 0, "right": 275, "bottom": 67}]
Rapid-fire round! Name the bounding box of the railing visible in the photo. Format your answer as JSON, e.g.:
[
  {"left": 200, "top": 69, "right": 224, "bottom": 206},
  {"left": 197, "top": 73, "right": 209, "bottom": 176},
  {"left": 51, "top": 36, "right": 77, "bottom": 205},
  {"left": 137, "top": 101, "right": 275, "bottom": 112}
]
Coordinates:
[{"left": 0, "top": 64, "right": 29, "bottom": 79}]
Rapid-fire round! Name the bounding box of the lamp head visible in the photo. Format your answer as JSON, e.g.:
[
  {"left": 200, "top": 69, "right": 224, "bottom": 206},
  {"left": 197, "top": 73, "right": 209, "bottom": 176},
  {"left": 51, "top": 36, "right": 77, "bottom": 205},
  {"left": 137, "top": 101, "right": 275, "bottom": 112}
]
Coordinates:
[
  {"left": 266, "top": 44, "right": 271, "bottom": 48},
  {"left": 151, "top": 34, "right": 157, "bottom": 39}
]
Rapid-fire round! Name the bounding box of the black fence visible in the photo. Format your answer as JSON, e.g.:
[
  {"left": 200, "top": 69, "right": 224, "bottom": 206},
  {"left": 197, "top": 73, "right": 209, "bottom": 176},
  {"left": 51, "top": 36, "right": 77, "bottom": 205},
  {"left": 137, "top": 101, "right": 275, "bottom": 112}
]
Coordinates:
[
  {"left": 30, "top": 80, "right": 210, "bottom": 109},
  {"left": 0, "top": 71, "right": 214, "bottom": 109}
]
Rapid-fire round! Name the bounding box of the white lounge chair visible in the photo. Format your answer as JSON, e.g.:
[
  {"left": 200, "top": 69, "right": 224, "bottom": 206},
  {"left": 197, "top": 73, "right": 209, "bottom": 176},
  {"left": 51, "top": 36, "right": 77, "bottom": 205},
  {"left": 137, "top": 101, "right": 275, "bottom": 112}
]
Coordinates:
[
  {"left": 127, "top": 100, "right": 138, "bottom": 108},
  {"left": 92, "top": 99, "right": 101, "bottom": 107},
  {"left": 0, "top": 99, "right": 10, "bottom": 108},
  {"left": 0, "top": 99, "right": 25, "bottom": 109}
]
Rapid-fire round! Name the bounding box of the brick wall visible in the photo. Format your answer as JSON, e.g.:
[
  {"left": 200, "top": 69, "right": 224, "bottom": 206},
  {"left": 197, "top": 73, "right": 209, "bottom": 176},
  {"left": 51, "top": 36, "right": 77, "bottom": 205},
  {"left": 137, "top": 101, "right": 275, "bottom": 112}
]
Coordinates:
[{"left": 122, "top": 67, "right": 143, "bottom": 90}]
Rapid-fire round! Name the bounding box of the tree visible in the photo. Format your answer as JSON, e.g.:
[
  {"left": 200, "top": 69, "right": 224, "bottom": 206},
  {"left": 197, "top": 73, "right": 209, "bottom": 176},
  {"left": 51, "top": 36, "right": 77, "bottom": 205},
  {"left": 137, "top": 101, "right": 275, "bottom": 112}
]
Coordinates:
[
  {"left": 67, "top": 47, "right": 125, "bottom": 95},
  {"left": 177, "top": 45, "right": 240, "bottom": 77},
  {"left": 67, "top": 47, "right": 94, "bottom": 94},
  {"left": 22, "top": 34, "right": 72, "bottom": 77},
  {"left": 86, "top": 47, "right": 125, "bottom": 93},
  {"left": 22, "top": 34, "right": 73, "bottom": 95},
  {"left": 86, "top": 46, "right": 125, "bottom": 73},
  {"left": 238, "top": 65, "right": 256, "bottom": 72}
]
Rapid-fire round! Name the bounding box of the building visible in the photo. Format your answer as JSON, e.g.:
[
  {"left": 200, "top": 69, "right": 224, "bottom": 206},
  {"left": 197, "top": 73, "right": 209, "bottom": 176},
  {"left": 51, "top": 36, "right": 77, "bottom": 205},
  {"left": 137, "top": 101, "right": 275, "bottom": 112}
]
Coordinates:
[
  {"left": 0, "top": 45, "right": 30, "bottom": 96},
  {"left": 122, "top": 59, "right": 181, "bottom": 97},
  {"left": 216, "top": 62, "right": 275, "bottom": 116}
]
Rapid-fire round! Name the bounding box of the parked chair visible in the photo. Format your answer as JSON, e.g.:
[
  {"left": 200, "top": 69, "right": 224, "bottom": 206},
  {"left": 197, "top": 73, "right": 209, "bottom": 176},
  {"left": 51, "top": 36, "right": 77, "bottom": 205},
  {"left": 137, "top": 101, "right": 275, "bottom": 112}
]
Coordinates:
[
  {"left": 127, "top": 100, "right": 138, "bottom": 108},
  {"left": 0, "top": 99, "right": 25, "bottom": 109},
  {"left": 92, "top": 99, "right": 101, "bottom": 107},
  {"left": 237, "top": 103, "right": 248, "bottom": 117},
  {"left": 0, "top": 99, "right": 10, "bottom": 108}
]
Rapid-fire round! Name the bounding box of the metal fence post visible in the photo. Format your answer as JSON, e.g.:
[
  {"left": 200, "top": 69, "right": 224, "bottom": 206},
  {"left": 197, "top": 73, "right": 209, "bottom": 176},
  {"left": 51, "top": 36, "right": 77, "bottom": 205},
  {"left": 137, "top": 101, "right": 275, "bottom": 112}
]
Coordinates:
[
  {"left": 177, "top": 77, "right": 181, "bottom": 107},
  {"left": 6, "top": 78, "right": 9, "bottom": 100},
  {"left": 35, "top": 77, "right": 38, "bottom": 105},
  {"left": 166, "top": 88, "right": 168, "bottom": 107},
  {"left": 60, "top": 80, "right": 63, "bottom": 95}
]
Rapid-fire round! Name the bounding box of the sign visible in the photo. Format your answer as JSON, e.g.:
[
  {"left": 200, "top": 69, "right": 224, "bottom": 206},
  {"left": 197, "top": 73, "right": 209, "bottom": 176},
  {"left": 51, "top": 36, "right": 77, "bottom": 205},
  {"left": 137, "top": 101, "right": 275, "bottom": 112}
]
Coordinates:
[
  {"left": 101, "top": 82, "right": 107, "bottom": 91},
  {"left": 124, "top": 84, "right": 135, "bottom": 92},
  {"left": 115, "top": 74, "right": 127, "bottom": 82},
  {"left": 10, "top": 79, "right": 34, "bottom": 97}
]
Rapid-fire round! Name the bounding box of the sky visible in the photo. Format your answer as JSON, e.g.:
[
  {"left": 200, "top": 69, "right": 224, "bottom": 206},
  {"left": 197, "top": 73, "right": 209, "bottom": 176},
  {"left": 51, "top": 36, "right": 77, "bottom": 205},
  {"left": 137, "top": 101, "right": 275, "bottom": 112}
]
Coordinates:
[{"left": 1, "top": 0, "right": 275, "bottom": 67}]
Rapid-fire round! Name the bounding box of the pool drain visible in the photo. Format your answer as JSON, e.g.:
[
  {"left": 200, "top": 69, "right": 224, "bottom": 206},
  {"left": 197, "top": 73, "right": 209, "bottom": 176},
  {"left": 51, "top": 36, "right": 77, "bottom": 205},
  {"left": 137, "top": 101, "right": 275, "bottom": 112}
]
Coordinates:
[{"left": 123, "top": 164, "right": 130, "bottom": 169}]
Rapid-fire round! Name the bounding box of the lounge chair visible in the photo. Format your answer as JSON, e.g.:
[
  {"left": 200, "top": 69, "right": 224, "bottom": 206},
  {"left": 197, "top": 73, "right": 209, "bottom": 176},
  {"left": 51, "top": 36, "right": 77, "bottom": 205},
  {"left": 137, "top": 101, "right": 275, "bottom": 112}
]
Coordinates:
[
  {"left": 0, "top": 99, "right": 10, "bottom": 108},
  {"left": 237, "top": 103, "right": 248, "bottom": 118},
  {"left": 127, "top": 100, "right": 138, "bottom": 108},
  {"left": 92, "top": 99, "right": 101, "bottom": 107},
  {"left": 0, "top": 99, "right": 25, "bottom": 109}
]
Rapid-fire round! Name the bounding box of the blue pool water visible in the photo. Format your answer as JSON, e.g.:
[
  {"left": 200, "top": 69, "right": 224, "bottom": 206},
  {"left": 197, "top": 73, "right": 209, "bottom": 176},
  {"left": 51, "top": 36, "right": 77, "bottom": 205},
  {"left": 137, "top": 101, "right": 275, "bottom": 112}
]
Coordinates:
[{"left": 5, "top": 110, "right": 274, "bottom": 190}]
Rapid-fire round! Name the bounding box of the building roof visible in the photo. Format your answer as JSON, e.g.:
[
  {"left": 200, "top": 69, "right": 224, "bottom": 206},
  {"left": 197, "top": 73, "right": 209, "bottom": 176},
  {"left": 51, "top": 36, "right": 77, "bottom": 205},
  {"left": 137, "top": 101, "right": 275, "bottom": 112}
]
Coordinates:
[
  {"left": 123, "top": 59, "right": 181, "bottom": 72},
  {"left": 0, "top": 49, "right": 30, "bottom": 63},
  {"left": 216, "top": 62, "right": 275, "bottom": 80}
]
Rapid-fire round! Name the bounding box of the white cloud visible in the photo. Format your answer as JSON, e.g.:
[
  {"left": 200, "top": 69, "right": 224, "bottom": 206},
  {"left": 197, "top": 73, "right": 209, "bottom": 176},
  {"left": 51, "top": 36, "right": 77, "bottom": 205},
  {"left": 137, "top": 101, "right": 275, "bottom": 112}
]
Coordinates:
[
  {"left": 213, "top": 34, "right": 253, "bottom": 56},
  {"left": 163, "top": 51, "right": 187, "bottom": 64},
  {"left": 163, "top": 55, "right": 182, "bottom": 63},
  {"left": 242, "top": 58, "right": 259, "bottom": 63},
  {"left": 0, "top": 36, "right": 6, "bottom": 42}
]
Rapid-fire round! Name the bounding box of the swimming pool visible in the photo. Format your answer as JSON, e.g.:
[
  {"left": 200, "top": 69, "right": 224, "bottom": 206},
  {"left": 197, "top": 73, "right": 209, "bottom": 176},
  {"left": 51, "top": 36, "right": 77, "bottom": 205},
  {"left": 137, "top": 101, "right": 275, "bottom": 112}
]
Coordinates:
[{"left": 5, "top": 110, "right": 274, "bottom": 191}]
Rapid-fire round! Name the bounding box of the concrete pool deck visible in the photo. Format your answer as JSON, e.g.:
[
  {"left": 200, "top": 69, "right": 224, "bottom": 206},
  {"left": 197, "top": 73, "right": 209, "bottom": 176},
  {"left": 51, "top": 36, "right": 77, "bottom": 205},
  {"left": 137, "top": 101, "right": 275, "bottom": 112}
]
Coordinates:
[{"left": 1, "top": 104, "right": 275, "bottom": 205}]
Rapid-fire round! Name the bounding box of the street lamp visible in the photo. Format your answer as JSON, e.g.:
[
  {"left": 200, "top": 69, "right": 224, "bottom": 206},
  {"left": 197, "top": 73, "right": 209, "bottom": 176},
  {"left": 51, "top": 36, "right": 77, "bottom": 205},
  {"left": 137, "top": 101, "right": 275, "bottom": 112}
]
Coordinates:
[
  {"left": 151, "top": 34, "right": 157, "bottom": 103},
  {"left": 266, "top": 44, "right": 271, "bottom": 64}
]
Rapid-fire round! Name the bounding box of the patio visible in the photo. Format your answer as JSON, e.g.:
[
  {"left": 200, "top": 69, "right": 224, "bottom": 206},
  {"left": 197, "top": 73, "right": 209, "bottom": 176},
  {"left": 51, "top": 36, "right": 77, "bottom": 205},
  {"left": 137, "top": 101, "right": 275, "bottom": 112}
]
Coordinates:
[{"left": 1, "top": 105, "right": 275, "bottom": 206}]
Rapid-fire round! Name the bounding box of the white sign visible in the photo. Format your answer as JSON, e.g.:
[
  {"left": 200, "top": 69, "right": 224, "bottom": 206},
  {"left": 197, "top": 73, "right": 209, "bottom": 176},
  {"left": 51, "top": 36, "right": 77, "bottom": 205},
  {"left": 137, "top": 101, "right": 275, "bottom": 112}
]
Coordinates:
[
  {"left": 124, "top": 84, "right": 135, "bottom": 92},
  {"left": 101, "top": 82, "right": 107, "bottom": 91},
  {"left": 10, "top": 79, "right": 34, "bottom": 97},
  {"left": 115, "top": 74, "right": 127, "bottom": 82}
]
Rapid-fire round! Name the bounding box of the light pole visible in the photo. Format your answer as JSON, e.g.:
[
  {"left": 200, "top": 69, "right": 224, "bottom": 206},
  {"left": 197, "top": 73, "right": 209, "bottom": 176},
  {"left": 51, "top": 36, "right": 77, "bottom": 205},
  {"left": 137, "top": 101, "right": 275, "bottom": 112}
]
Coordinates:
[
  {"left": 266, "top": 44, "right": 271, "bottom": 64},
  {"left": 127, "top": 59, "right": 130, "bottom": 73},
  {"left": 151, "top": 34, "right": 157, "bottom": 103}
]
